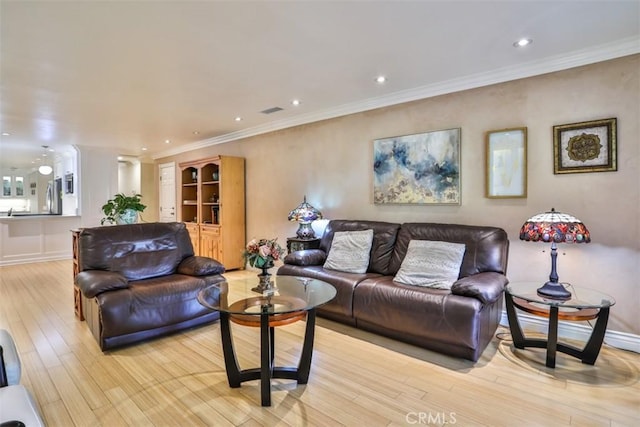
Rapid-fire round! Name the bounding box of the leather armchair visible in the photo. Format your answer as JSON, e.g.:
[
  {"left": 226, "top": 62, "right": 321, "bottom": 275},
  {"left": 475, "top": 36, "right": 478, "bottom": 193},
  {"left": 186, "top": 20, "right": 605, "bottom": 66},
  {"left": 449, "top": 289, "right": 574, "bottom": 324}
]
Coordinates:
[{"left": 75, "top": 222, "right": 225, "bottom": 351}]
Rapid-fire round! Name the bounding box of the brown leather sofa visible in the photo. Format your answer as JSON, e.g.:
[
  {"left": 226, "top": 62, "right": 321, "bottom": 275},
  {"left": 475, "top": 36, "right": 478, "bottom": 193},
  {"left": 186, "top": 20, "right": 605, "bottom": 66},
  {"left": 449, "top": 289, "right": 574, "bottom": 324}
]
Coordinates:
[
  {"left": 278, "top": 220, "right": 509, "bottom": 361},
  {"left": 75, "top": 222, "right": 225, "bottom": 351}
]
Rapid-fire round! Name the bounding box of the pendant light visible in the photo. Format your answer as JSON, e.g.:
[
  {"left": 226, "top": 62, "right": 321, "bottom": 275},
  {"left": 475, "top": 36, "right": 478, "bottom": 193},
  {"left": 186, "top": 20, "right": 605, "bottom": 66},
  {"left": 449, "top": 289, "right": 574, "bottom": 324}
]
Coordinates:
[{"left": 38, "top": 145, "right": 53, "bottom": 175}]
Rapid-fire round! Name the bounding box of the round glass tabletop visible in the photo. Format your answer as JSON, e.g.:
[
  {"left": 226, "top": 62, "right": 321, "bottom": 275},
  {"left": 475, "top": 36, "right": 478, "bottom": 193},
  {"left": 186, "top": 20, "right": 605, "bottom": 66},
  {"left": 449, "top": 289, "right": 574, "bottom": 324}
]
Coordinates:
[
  {"left": 506, "top": 282, "right": 615, "bottom": 309},
  {"left": 198, "top": 275, "right": 336, "bottom": 315}
]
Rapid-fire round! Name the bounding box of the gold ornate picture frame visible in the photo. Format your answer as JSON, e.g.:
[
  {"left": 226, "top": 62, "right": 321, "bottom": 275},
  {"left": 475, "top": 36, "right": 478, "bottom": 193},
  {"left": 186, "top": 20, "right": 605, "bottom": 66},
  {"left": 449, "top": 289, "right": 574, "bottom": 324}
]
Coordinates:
[
  {"left": 485, "top": 127, "right": 527, "bottom": 198},
  {"left": 553, "top": 118, "right": 617, "bottom": 174}
]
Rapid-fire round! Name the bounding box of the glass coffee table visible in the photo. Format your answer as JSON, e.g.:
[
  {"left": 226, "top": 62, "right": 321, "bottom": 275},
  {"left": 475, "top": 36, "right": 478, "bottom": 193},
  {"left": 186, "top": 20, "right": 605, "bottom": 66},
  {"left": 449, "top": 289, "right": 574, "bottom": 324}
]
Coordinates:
[
  {"left": 505, "top": 282, "right": 615, "bottom": 368},
  {"left": 198, "top": 275, "right": 336, "bottom": 406}
]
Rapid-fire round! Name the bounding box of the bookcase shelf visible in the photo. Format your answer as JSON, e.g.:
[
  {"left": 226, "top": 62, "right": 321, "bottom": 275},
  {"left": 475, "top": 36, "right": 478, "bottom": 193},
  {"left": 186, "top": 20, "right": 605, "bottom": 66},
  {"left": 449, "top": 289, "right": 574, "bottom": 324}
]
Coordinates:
[{"left": 179, "top": 156, "right": 245, "bottom": 270}]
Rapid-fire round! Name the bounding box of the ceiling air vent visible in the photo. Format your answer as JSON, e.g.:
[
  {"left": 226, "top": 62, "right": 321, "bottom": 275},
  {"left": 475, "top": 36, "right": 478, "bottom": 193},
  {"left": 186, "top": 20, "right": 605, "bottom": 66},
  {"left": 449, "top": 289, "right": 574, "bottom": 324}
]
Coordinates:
[{"left": 260, "top": 106, "right": 284, "bottom": 115}]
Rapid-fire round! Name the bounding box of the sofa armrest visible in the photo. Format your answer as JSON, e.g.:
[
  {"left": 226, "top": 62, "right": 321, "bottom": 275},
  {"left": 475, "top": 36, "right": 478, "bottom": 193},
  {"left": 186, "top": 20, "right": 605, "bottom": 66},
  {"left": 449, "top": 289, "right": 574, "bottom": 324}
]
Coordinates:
[
  {"left": 75, "top": 270, "right": 129, "bottom": 298},
  {"left": 283, "top": 249, "right": 327, "bottom": 267},
  {"left": 177, "top": 256, "right": 225, "bottom": 276},
  {"left": 450, "top": 272, "right": 508, "bottom": 304}
]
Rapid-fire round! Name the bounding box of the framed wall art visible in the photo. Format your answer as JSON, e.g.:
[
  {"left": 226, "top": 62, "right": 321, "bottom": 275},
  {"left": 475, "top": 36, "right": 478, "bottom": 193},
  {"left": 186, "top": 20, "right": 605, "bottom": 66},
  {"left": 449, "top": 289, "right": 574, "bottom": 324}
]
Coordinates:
[
  {"left": 373, "top": 128, "right": 461, "bottom": 204},
  {"left": 553, "top": 118, "right": 617, "bottom": 174},
  {"left": 485, "top": 127, "right": 527, "bottom": 198}
]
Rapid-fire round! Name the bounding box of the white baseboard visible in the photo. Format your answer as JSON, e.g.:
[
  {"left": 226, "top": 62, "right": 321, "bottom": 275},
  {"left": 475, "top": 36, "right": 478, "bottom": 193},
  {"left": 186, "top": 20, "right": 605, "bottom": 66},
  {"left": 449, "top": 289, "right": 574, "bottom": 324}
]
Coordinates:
[
  {"left": 499, "top": 311, "right": 640, "bottom": 354},
  {"left": 0, "top": 253, "right": 71, "bottom": 267}
]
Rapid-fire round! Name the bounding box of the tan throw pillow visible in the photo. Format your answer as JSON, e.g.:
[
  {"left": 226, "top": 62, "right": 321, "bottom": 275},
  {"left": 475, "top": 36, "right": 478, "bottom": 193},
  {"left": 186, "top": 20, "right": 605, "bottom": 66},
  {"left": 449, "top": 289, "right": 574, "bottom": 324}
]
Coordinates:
[
  {"left": 394, "top": 240, "right": 466, "bottom": 289},
  {"left": 323, "top": 229, "right": 374, "bottom": 274}
]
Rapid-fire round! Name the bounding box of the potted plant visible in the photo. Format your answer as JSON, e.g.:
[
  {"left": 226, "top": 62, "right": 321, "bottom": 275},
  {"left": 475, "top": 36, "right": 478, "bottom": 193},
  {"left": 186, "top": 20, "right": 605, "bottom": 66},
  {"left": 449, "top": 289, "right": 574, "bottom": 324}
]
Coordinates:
[{"left": 101, "top": 193, "right": 146, "bottom": 225}]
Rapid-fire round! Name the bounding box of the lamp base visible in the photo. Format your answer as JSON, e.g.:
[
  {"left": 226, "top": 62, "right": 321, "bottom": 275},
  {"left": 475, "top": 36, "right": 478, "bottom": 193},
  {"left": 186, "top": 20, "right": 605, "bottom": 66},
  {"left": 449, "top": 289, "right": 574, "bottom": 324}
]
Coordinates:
[
  {"left": 295, "top": 222, "right": 316, "bottom": 239},
  {"left": 536, "top": 281, "right": 571, "bottom": 300}
]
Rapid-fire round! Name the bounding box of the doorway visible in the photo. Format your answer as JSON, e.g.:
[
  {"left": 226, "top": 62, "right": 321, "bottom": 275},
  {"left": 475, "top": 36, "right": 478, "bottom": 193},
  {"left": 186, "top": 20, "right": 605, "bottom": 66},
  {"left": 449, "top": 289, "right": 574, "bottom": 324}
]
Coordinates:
[{"left": 159, "top": 162, "right": 176, "bottom": 222}]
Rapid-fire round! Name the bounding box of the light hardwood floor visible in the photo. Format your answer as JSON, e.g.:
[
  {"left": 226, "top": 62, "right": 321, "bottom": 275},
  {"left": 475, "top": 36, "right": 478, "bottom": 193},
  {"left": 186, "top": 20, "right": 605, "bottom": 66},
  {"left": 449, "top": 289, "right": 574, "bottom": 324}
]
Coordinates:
[{"left": 1, "top": 260, "right": 638, "bottom": 426}]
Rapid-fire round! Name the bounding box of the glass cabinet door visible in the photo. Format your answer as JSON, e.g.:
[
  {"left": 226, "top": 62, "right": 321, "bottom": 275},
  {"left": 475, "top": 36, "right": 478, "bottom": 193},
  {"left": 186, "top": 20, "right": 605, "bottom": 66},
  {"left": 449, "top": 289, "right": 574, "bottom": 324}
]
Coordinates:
[
  {"left": 15, "top": 176, "right": 24, "bottom": 196},
  {"left": 2, "top": 176, "right": 11, "bottom": 196}
]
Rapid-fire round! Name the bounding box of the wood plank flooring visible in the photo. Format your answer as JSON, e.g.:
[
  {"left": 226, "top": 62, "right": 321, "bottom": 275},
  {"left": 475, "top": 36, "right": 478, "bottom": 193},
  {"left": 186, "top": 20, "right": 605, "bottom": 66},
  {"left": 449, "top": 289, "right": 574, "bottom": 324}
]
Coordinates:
[{"left": 1, "top": 260, "right": 638, "bottom": 426}]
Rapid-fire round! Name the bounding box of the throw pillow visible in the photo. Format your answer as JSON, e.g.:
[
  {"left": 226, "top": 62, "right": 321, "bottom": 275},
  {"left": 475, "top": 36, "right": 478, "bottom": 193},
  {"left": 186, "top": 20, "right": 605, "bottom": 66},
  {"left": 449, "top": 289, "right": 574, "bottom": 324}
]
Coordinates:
[
  {"left": 323, "top": 229, "right": 374, "bottom": 274},
  {"left": 394, "top": 240, "right": 466, "bottom": 289}
]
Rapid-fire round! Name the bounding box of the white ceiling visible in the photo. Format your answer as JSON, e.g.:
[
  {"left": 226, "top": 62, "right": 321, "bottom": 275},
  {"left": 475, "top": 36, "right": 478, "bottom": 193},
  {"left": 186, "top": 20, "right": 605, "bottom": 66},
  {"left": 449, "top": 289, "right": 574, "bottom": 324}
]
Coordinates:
[{"left": 1, "top": 0, "right": 638, "bottom": 171}]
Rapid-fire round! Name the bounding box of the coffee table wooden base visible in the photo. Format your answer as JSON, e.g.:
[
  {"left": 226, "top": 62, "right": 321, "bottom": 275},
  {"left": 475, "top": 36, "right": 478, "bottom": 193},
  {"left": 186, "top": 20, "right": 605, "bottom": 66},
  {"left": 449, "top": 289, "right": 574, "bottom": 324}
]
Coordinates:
[
  {"left": 505, "top": 292, "right": 610, "bottom": 368},
  {"left": 219, "top": 309, "right": 317, "bottom": 406}
]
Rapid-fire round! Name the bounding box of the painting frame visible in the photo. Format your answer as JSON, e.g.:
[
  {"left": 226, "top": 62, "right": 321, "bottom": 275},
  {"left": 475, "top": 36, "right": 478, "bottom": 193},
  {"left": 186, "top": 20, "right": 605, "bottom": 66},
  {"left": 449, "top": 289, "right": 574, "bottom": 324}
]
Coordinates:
[
  {"left": 553, "top": 118, "right": 617, "bottom": 174},
  {"left": 485, "top": 127, "right": 527, "bottom": 199},
  {"left": 373, "top": 128, "right": 461, "bottom": 205}
]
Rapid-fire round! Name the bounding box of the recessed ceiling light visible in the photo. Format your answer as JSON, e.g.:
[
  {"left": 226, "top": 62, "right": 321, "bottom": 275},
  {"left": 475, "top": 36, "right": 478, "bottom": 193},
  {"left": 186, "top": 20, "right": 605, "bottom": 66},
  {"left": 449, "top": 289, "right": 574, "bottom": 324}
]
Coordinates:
[
  {"left": 1, "top": 132, "right": 10, "bottom": 136},
  {"left": 193, "top": 131, "right": 200, "bottom": 135},
  {"left": 291, "top": 99, "right": 301, "bottom": 106},
  {"left": 513, "top": 38, "right": 533, "bottom": 48},
  {"left": 165, "top": 139, "right": 171, "bottom": 144},
  {"left": 235, "top": 116, "right": 242, "bottom": 122},
  {"left": 375, "top": 75, "right": 387, "bottom": 84},
  {"left": 142, "top": 147, "right": 148, "bottom": 151}
]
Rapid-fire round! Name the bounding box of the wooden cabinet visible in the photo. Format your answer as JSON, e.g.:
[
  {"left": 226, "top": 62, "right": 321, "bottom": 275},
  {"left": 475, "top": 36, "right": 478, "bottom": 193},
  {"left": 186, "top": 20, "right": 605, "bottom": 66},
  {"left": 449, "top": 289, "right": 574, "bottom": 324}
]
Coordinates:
[
  {"left": 72, "top": 229, "right": 84, "bottom": 320},
  {"left": 200, "top": 224, "right": 221, "bottom": 260},
  {"left": 184, "top": 222, "right": 200, "bottom": 255},
  {"left": 179, "top": 156, "right": 245, "bottom": 270}
]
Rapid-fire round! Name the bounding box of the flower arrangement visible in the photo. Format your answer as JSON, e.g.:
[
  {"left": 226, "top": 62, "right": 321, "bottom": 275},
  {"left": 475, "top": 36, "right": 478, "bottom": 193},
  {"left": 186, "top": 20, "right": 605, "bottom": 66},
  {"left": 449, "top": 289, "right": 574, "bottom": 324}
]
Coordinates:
[{"left": 243, "top": 238, "right": 286, "bottom": 269}]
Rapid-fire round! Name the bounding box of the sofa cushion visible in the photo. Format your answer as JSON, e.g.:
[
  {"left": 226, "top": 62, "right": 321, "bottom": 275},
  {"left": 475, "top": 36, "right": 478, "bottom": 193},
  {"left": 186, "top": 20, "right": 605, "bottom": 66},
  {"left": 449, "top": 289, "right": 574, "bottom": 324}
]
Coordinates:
[
  {"left": 394, "top": 240, "right": 466, "bottom": 289},
  {"left": 389, "top": 223, "right": 509, "bottom": 277},
  {"left": 78, "top": 222, "right": 195, "bottom": 281},
  {"left": 279, "top": 264, "right": 380, "bottom": 321},
  {"left": 323, "top": 229, "right": 374, "bottom": 274},
  {"left": 76, "top": 270, "right": 129, "bottom": 298},
  {"left": 353, "top": 276, "right": 484, "bottom": 350},
  {"left": 319, "top": 220, "right": 400, "bottom": 275},
  {"left": 283, "top": 249, "right": 327, "bottom": 266},
  {"left": 451, "top": 272, "right": 508, "bottom": 304},
  {"left": 97, "top": 274, "right": 222, "bottom": 337},
  {"left": 177, "top": 256, "right": 225, "bottom": 276}
]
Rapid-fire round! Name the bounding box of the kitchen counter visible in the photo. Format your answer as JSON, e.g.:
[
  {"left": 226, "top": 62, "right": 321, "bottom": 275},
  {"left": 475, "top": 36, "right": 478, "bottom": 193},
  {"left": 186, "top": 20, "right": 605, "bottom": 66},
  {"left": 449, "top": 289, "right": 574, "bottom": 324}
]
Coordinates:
[
  {"left": 0, "top": 215, "right": 81, "bottom": 265},
  {"left": 0, "top": 214, "right": 74, "bottom": 218}
]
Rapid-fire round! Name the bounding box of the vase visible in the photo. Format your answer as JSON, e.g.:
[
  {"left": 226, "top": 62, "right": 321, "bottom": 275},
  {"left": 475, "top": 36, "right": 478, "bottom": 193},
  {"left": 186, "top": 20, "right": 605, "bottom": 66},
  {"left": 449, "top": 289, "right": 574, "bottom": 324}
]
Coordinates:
[
  {"left": 116, "top": 209, "right": 138, "bottom": 225},
  {"left": 253, "top": 265, "right": 275, "bottom": 293}
]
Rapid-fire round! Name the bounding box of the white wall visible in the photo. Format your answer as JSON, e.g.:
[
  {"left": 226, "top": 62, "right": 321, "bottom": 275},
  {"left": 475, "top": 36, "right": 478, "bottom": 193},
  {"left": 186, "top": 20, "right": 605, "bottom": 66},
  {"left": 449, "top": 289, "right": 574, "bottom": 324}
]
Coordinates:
[
  {"left": 159, "top": 55, "right": 639, "bottom": 336},
  {"left": 118, "top": 159, "right": 141, "bottom": 195},
  {"left": 78, "top": 145, "right": 119, "bottom": 227}
]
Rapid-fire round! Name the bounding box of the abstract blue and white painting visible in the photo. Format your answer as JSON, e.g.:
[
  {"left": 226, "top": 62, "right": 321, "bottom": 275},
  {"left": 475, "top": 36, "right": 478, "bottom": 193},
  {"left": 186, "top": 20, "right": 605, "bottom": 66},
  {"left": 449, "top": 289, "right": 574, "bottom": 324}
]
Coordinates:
[{"left": 373, "top": 128, "right": 460, "bottom": 204}]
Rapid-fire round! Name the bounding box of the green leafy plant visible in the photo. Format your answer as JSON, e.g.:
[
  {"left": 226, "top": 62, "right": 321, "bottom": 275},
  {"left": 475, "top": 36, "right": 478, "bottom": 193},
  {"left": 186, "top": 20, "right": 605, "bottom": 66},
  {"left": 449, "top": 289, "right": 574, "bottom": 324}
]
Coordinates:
[{"left": 101, "top": 193, "right": 146, "bottom": 225}]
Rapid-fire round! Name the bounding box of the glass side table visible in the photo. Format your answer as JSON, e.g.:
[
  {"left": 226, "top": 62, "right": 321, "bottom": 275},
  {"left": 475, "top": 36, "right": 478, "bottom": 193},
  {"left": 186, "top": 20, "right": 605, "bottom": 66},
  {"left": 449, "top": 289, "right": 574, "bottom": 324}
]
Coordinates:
[
  {"left": 505, "top": 282, "right": 615, "bottom": 368},
  {"left": 198, "top": 275, "right": 336, "bottom": 406}
]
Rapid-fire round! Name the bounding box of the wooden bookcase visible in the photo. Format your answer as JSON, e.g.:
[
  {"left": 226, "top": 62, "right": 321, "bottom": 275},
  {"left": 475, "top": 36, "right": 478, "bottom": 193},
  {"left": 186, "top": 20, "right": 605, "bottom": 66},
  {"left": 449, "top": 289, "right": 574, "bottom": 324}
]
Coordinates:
[{"left": 179, "top": 156, "right": 245, "bottom": 270}]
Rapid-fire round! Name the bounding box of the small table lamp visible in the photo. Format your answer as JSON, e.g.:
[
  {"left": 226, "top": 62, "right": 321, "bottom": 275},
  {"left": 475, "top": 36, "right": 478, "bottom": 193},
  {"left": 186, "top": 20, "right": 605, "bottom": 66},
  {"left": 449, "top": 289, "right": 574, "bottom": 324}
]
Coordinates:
[
  {"left": 288, "top": 196, "right": 323, "bottom": 239},
  {"left": 519, "top": 208, "right": 591, "bottom": 300}
]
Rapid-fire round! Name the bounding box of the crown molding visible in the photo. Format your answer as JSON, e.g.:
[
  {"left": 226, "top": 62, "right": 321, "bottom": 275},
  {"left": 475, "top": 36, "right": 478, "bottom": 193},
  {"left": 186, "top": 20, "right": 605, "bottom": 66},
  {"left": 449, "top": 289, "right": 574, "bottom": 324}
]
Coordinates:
[{"left": 154, "top": 37, "right": 639, "bottom": 160}]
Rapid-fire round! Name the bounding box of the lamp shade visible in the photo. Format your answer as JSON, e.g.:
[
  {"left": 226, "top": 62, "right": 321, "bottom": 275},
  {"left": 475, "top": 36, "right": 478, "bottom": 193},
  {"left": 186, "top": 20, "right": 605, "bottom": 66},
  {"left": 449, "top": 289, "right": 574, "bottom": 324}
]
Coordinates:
[
  {"left": 287, "top": 196, "right": 323, "bottom": 239},
  {"left": 519, "top": 208, "right": 590, "bottom": 244},
  {"left": 287, "top": 196, "right": 322, "bottom": 223}
]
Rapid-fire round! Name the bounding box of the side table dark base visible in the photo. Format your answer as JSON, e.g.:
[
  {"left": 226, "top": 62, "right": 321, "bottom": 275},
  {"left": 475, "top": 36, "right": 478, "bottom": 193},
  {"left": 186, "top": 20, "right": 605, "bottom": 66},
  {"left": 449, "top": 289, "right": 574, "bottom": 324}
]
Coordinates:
[
  {"left": 219, "top": 309, "right": 317, "bottom": 406},
  {"left": 504, "top": 292, "right": 610, "bottom": 368}
]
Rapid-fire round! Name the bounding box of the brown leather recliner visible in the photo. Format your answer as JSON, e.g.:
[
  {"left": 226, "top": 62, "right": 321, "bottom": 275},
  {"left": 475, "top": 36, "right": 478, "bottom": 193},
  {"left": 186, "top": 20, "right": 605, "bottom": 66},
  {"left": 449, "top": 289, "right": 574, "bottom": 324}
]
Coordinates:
[
  {"left": 278, "top": 220, "right": 509, "bottom": 362},
  {"left": 75, "top": 222, "right": 225, "bottom": 351}
]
